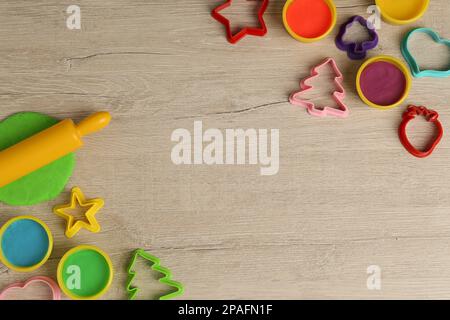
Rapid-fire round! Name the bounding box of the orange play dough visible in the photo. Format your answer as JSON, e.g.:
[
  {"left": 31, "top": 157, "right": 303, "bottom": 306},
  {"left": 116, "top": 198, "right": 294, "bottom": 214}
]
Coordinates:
[{"left": 285, "top": 0, "right": 333, "bottom": 39}]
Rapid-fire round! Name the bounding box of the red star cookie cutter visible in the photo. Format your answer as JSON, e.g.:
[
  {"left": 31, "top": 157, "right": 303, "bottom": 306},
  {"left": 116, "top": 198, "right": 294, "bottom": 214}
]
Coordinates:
[
  {"left": 399, "top": 105, "right": 443, "bottom": 158},
  {"left": 211, "top": 0, "right": 269, "bottom": 44}
]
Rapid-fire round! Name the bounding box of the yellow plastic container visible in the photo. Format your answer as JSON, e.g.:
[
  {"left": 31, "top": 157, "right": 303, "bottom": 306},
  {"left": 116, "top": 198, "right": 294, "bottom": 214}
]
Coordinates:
[
  {"left": 375, "top": 0, "right": 430, "bottom": 25},
  {"left": 356, "top": 56, "right": 412, "bottom": 110},
  {"left": 57, "top": 245, "right": 114, "bottom": 300},
  {"left": 0, "top": 216, "right": 53, "bottom": 272},
  {"left": 0, "top": 112, "right": 111, "bottom": 188},
  {"left": 283, "top": 0, "right": 337, "bottom": 43}
]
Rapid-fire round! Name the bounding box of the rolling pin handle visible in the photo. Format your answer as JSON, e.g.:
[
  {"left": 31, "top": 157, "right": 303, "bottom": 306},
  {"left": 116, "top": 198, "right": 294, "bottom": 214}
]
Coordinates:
[{"left": 76, "top": 112, "right": 112, "bottom": 137}]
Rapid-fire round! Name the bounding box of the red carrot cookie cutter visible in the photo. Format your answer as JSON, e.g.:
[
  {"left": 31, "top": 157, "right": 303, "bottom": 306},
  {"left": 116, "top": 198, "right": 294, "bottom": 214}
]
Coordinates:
[
  {"left": 0, "top": 276, "right": 61, "bottom": 300},
  {"left": 289, "top": 57, "right": 349, "bottom": 118},
  {"left": 399, "top": 105, "right": 443, "bottom": 158},
  {"left": 211, "top": 0, "right": 269, "bottom": 44}
]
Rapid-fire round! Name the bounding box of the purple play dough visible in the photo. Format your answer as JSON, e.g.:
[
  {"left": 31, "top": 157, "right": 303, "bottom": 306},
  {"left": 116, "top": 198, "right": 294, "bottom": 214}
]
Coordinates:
[{"left": 359, "top": 61, "right": 406, "bottom": 106}]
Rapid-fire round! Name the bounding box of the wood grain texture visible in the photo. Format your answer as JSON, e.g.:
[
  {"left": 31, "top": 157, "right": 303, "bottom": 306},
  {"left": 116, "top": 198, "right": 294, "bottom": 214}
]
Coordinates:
[{"left": 0, "top": 0, "right": 449, "bottom": 299}]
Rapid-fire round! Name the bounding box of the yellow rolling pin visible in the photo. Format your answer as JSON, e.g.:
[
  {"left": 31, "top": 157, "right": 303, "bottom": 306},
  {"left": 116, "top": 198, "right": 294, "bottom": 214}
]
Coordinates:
[{"left": 0, "top": 112, "right": 111, "bottom": 188}]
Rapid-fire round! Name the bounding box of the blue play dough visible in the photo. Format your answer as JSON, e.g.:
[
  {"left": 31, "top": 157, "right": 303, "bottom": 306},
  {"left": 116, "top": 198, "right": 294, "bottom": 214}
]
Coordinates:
[{"left": 1, "top": 219, "right": 49, "bottom": 267}]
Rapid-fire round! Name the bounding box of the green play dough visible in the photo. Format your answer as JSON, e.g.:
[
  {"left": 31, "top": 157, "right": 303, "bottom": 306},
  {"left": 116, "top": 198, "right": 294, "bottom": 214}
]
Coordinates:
[
  {"left": 0, "top": 112, "right": 75, "bottom": 206},
  {"left": 61, "top": 248, "right": 111, "bottom": 298}
]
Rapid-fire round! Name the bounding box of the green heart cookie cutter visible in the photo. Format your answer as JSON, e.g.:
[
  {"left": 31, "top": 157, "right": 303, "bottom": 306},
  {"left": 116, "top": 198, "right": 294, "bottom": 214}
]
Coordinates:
[
  {"left": 401, "top": 27, "right": 450, "bottom": 78},
  {"left": 126, "top": 249, "right": 184, "bottom": 300}
]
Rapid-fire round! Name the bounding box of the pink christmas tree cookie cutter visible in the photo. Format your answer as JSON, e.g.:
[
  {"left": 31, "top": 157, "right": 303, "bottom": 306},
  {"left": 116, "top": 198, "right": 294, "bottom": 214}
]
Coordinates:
[
  {"left": 0, "top": 276, "right": 61, "bottom": 300},
  {"left": 289, "top": 58, "right": 349, "bottom": 118}
]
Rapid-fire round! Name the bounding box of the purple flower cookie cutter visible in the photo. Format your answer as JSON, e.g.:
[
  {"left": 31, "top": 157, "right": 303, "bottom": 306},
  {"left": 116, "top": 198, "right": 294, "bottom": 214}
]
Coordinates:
[{"left": 335, "top": 15, "right": 379, "bottom": 60}]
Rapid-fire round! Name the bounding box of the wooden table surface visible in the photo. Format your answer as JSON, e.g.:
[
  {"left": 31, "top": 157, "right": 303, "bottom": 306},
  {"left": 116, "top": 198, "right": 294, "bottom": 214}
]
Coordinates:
[{"left": 0, "top": 0, "right": 449, "bottom": 299}]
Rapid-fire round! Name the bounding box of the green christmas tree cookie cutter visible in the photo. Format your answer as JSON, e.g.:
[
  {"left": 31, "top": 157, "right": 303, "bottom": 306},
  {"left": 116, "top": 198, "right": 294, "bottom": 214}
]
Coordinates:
[
  {"left": 401, "top": 27, "right": 450, "bottom": 78},
  {"left": 126, "top": 249, "right": 184, "bottom": 300}
]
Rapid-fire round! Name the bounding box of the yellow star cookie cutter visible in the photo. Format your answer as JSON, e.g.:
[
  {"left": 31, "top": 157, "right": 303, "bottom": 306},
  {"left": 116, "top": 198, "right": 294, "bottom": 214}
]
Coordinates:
[{"left": 53, "top": 187, "right": 104, "bottom": 238}]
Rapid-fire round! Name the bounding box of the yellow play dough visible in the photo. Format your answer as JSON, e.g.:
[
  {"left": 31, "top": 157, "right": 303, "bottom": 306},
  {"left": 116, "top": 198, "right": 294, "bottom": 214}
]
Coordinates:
[{"left": 376, "top": 0, "right": 430, "bottom": 25}]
